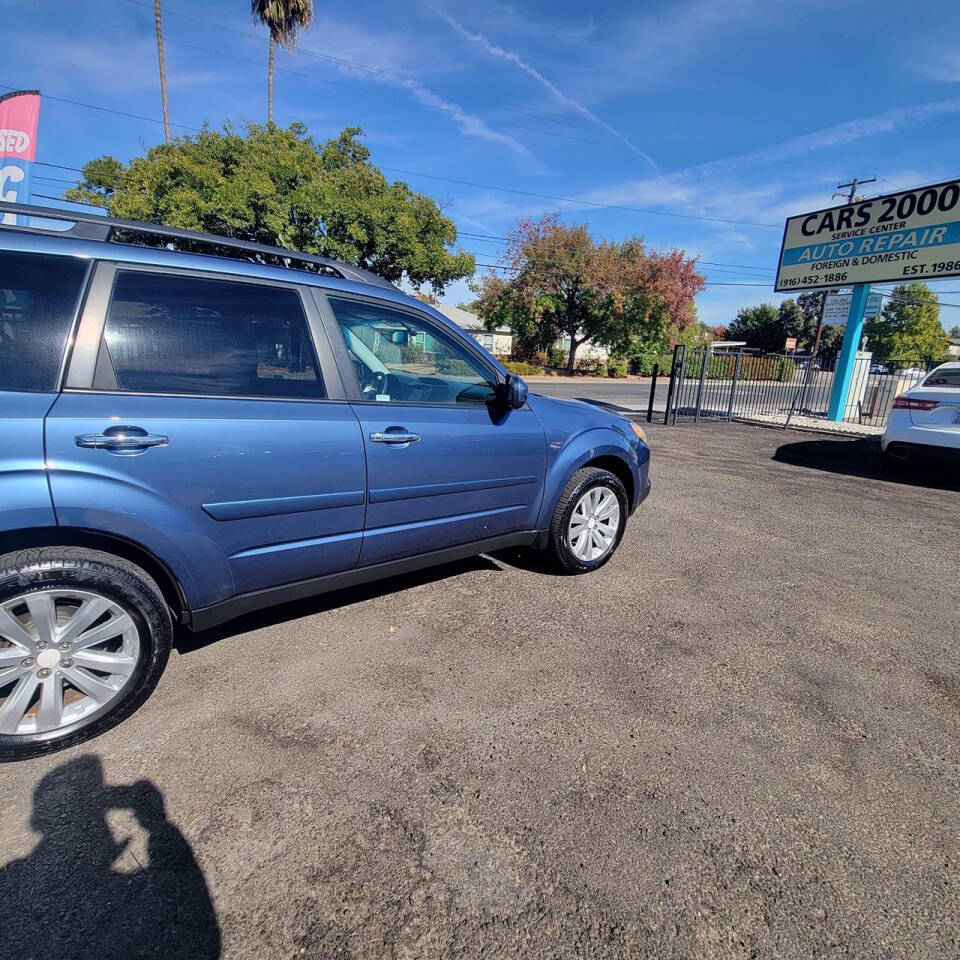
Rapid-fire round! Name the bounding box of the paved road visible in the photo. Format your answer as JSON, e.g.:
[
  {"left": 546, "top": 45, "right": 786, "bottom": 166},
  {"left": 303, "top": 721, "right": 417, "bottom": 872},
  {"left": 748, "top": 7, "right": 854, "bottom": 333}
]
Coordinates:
[
  {"left": 2, "top": 423, "right": 957, "bottom": 959},
  {"left": 529, "top": 377, "right": 655, "bottom": 412}
]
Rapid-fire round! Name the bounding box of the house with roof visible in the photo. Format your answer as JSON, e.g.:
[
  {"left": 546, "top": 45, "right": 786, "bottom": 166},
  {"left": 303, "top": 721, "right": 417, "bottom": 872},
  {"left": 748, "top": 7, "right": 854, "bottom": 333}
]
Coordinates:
[{"left": 433, "top": 303, "right": 513, "bottom": 357}]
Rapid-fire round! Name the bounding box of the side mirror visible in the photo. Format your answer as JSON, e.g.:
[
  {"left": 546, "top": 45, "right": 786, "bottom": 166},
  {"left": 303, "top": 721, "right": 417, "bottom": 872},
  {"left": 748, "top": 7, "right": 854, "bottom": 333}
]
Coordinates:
[{"left": 504, "top": 373, "right": 528, "bottom": 409}]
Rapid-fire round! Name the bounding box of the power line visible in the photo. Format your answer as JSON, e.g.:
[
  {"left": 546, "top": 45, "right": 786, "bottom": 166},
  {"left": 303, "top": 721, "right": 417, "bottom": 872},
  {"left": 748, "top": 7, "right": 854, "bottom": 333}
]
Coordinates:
[
  {"left": 35, "top": 161, "right": 84, "bottom": 172},
  {"left": 382, "top": 167, "right": 781, "bottom": 228},
  {"left": 0, "top": 82, "right": 198, "bottom": 132},
  {"left": 458, "top": 233, "right": 778, "bottom": 275},
  {"left": 14, "top": 80, "right": 782, "bottom": 229},
  {"left": 160, "top": 37, "right": 606, "bottom": 148}
]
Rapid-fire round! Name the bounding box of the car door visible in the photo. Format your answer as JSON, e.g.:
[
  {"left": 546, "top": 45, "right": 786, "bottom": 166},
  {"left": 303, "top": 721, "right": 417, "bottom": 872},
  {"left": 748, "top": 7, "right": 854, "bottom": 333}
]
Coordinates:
[
  {"left": 45, "top": 263, "right": 366, "bottom": 605},
  {"left": 318, "top": 292, "right": 546, "bottom": 567},
  {"left": 1, "top": 249, "right": 89, "bottom": 533}
]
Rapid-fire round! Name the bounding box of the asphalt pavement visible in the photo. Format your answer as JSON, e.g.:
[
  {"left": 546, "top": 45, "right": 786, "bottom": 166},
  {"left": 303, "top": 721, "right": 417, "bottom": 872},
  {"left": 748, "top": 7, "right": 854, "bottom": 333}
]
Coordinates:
[
  {"left": 529, "top": 376, "right": 654, "bottom": 412},
  {"left": 2, "top": 422, "right": 957, "bottom": 959}
]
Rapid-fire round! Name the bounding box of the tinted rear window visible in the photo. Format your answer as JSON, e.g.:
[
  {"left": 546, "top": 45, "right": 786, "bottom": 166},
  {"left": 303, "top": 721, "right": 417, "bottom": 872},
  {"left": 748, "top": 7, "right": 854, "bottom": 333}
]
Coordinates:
[
  {"left": 97, "top": 271, "right": 325, "bottom": 399},
  {"left": 0, "top": 250, "right": 87, "bottom": 392},
  {"left": 923, "top": 368, "right": 960, "bottom": 388}
]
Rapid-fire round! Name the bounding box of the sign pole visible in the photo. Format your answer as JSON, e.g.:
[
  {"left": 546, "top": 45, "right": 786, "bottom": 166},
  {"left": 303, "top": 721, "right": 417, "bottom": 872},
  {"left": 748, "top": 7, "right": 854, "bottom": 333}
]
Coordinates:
[{"left": 826, "top": 283, "right": 870, "bottom": 421}]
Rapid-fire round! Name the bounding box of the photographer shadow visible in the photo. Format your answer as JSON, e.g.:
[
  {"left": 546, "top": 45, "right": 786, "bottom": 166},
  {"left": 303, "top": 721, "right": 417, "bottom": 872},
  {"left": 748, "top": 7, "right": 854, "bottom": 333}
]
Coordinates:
[{"left": 0, "top": 755, "right": 220, "bottom": 959}]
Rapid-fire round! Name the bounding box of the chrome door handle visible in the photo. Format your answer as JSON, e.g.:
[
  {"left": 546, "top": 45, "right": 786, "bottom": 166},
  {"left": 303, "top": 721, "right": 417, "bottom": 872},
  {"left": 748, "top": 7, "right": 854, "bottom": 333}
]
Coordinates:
[
  {"left": 369, "top": 431, "right": 420, "bottom": 444},
  {"left": 76, "top": 430, "right": 169, "bottom": 450}
]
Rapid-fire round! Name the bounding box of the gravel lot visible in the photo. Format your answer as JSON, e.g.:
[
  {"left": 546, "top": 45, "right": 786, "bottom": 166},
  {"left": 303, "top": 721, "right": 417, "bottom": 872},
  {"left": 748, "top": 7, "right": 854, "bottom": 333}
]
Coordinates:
[{"left": 2, "top": 421, "right": 957, "bottom": 960}]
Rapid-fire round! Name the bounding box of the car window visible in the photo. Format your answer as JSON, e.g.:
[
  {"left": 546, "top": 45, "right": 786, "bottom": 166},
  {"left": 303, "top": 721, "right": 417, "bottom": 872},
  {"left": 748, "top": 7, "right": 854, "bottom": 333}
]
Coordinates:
[
  {"left": 96, "top": 272, "right": 325, "bottom": 399},
  {"left": 0, "top": 250, "right": 87, "bottom": 392},
  {"left": 328, "top": 297, "right": 496, "bottom": 405},
  {"left": 923, "top": 368, "right": 960, "bottom": 388}
]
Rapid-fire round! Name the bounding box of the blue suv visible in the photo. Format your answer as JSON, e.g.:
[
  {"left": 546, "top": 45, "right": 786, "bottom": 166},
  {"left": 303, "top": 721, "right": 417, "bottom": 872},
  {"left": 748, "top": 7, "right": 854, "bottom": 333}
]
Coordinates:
[{"left": 0, "top": 202, "right": 650, "bottom": 759}]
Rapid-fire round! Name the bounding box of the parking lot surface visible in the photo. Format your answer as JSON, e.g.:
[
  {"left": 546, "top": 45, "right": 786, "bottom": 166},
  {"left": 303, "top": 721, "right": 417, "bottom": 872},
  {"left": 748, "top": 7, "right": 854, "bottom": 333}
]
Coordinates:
[{"left": 2, "top": 421, "right": 957, "bottom": 959}]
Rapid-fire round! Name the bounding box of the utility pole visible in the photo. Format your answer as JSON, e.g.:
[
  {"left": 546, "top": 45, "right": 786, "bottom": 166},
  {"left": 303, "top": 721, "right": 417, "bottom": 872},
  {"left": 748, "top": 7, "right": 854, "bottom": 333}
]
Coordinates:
[
  {"left": 834, "top": 176, "right": 876, "bottom": 205},
  {"left": 811, "top": 176, "right": 878, "bottom": 357}
]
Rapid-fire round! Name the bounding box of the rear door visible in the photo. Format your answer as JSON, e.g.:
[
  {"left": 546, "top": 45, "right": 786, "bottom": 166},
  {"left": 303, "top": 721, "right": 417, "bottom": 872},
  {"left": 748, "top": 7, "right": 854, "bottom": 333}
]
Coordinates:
[
  {"left": 0, "top": 249, "right": 88, "bottom": 531},
  {"left": 46, "top": 264, "right": 366, "bottom": 603},
  {"left": 319, "top": 292, "right": 546, "bottom": 566}
]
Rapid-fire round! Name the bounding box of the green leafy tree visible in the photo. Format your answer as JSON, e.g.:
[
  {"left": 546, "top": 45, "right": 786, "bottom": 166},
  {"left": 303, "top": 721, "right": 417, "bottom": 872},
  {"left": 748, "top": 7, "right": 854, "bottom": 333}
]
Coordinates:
[
  {"left": 726, "top": 303, "right": 781, "bottom": 351},
  {"left": 65, "top": 124, "right": 473, "bottom": 293},
  {"left": 864, "top": 282, "right": 948, "bottom": 361},
  {"left": 251, "top": 0, "right": 314, "bottom": 126},
  {"left": 796, "top": 290, "right": 844, "bottom": 361},
  {"left": 727, "top": 296, "right": 845, "bottom": 357},
  {"left": 475, "top": 216, "right": 703, "bottom": 373}
]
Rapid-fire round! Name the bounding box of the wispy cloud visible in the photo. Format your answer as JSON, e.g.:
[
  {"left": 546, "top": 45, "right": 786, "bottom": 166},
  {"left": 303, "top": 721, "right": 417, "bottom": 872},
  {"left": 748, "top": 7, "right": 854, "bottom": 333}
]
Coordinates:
[
  {"left": 20, "top": 35, "right": 215, "bottom": 94},
  {"left": 687, "top": 97, "right": 960, "bottom": 179},
  {"left": 577, "top": 97, "right": 960, "bottom": 227},
  {"left": 918, "top": 48, "right": 960, "bottom": 83},
  {"left": 430, "top": 7, "right": 658, "bottom": 171},
  {"left": 277, "top": 14, "right": 535, "bottom": 159},
  {"left": 397, "top": 77, "right": 533, "bottom": 157}
]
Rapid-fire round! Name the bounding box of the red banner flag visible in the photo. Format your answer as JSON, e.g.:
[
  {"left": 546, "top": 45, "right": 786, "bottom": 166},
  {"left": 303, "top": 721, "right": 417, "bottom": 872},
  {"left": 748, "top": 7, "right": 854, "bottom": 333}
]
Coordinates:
[{"left": 1, "top": 90, "right": 41, "bottom": 223}]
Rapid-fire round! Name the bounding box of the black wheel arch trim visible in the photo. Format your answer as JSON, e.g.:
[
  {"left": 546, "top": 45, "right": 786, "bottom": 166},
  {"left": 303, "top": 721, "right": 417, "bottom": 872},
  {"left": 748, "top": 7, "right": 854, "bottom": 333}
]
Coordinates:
[{"left": 0, "top": 526, "right": 189, "bottom": 623}]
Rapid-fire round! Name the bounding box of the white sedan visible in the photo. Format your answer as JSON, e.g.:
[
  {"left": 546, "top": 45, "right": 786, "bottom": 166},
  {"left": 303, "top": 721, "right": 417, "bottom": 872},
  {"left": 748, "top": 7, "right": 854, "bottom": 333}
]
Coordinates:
[{"left": 882, "top": 362, "right": 960, "bottom": 464}]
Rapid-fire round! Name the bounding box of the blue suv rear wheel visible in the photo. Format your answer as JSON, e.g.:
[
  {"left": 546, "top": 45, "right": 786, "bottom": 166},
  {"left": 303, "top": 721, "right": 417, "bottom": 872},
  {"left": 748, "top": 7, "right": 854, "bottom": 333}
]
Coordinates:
[{"left": 0, "top": 548, "right": 172, "bottom": 761}]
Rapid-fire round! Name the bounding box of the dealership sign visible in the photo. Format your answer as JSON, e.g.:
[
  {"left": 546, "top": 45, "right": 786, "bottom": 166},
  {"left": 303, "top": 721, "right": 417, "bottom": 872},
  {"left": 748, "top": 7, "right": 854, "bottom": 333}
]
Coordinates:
[
  {"left": 775, "top": 178, "right": 960, "bottom": 291},
  {"left": 0, "top": 90, "right": 40, "bottom": 225},
  {"left": 822, "top": 289, "right": 883, "bottom": 325}
]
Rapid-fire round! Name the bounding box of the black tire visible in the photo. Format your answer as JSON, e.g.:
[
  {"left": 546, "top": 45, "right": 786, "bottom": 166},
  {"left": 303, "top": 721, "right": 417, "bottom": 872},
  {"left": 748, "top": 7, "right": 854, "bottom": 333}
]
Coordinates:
[
  {"left": 547, "top": 467, "right": 629, "bottom": 574},
  {"left": 0, "top": 548, "right": 172, "bottom": 762},
  {"left": 881, "top": 445, "right": 909, "bottom": 473}
]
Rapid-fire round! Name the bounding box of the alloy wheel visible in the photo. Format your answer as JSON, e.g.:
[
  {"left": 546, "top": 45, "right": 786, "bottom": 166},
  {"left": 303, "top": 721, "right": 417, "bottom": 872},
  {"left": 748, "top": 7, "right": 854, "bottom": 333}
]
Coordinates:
[
  {"left": 567, "top": 486, "right": 621, "bottom": 562},
  {"left": 0, "top": 588, "right": 141, "bottom": 736}
]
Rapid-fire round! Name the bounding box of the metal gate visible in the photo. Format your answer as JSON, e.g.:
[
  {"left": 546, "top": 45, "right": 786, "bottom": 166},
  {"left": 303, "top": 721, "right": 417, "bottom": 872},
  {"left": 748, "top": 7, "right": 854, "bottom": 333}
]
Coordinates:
[{"left": 662, "top": 346, "right": 931, "bottom": 428}]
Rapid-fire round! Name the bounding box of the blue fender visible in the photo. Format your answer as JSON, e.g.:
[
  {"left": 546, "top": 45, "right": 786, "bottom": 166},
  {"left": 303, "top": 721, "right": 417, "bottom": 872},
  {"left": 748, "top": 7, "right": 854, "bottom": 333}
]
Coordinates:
[
  {"left": 535, "top": 426, "right": 643, "bottom": 530},
  {"left": 47, "top": 468, "right": 234, "bottom": 609},
  {"left": 1, "top": 393, "right": 58, "bottom": 532}
]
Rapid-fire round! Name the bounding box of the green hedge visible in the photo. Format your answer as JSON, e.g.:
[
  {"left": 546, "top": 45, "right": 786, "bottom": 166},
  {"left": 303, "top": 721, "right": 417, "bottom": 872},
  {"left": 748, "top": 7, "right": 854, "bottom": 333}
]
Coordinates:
[
  {"left": 503, "top": 361, "right": 545, "bottom": 376},
  {"left": 607, "top": 356, "right": 628, "bottom": 378},
  {"left": 683, "top": 353, "right": 797, "bottom": 382},
  {"left": 629, "top": 352, "right": 796, "bottom": 382},
  {"left": 437, "top": 356, "right": 477, "bottom": 377},
  {"left": 629, "top": 353, "right": 673, "bottom": 376}
]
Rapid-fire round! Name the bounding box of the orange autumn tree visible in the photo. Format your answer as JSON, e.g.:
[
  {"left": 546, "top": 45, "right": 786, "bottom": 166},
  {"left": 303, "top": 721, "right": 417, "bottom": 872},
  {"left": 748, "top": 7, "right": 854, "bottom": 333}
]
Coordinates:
[{"left": 477, "top": 215, "right": 704, "bottom": 372}]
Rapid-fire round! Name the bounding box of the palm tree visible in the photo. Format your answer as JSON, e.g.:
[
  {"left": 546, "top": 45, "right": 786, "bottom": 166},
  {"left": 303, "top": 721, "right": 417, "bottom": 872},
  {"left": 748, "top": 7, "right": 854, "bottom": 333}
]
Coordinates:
[
  {"left": 154, "top": 0, "right": 171, "bottom": 144},
  {"left": 251, "top": 0, "right": 314, "bottom": 126}
]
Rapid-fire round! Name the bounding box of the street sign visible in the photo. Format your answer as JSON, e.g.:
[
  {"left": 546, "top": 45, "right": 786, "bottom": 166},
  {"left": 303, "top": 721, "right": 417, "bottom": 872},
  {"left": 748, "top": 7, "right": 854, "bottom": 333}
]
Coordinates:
[
  {"left": 784, "top": 337, "right": 797, "bottom": 350},
  {"left": 775, "top": 178, "right": 960, "bottom": 291},
  {"left": 822, "top": 290, "right": 883, "bottom": 325}
]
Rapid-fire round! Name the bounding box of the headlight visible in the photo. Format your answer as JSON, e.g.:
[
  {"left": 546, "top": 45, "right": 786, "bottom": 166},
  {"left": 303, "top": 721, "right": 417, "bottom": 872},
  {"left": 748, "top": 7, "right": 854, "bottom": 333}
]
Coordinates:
[{"left": 629, "top": 421, "right": 647, "bottom": 444}]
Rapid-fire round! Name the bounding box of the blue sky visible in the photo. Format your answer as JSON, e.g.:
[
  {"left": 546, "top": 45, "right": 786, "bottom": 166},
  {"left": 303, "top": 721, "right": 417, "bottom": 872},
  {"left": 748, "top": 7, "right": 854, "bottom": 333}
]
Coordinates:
[{"left": 5, "top": 0, "right": 960, "bottom": 328}]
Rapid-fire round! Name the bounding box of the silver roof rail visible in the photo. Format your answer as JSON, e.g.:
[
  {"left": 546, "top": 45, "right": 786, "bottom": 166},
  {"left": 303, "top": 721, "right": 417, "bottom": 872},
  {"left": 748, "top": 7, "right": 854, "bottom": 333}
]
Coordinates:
[{"left": 0, "top": 200, "right": 397, "bottom": 289}]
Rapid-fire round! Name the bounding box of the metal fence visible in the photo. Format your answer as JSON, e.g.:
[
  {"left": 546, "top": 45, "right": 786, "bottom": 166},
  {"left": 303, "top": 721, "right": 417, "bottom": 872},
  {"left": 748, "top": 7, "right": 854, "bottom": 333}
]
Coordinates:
[{"left": 663, "top": 346, "right": 934, "bottom": 428}]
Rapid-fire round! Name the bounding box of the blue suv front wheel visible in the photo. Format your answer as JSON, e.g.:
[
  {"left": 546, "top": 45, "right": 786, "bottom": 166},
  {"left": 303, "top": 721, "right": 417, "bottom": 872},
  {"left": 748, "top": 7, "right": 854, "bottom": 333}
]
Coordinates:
[
  {"left": 0, "top": 548, "right": 172, "bottom": 761},
  {"left": 548, "top": 467, "right": 629, "bottom": 574}
]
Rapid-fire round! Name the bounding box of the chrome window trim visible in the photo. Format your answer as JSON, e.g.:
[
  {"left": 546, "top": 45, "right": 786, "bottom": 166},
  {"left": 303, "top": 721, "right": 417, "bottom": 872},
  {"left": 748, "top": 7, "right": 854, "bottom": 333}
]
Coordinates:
[
  {"left": 64, "top": 261, "right": 348, "bottom": 402},
  {"left": 312, "top": 288, "right": 503, "bottom": 404}
]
